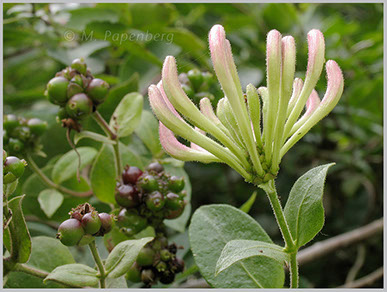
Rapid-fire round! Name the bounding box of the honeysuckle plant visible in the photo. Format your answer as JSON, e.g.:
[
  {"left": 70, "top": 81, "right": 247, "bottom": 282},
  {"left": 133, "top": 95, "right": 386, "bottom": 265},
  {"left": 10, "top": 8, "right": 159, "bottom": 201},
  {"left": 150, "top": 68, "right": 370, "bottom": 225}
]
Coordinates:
[{"left": 149, "top": 24, "right": 344, "bottom": 288}]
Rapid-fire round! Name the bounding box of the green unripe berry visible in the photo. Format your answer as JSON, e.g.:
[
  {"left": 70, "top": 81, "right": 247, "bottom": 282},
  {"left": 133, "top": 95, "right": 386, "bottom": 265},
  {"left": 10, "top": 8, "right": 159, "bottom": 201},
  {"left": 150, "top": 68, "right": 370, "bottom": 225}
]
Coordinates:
[
  {"left": 187, "top": 68, "right": 204, "bottom": 91},
  {"left": 47, "top": 77, "right": 70, "bottom": 105},
  {"left": 27, "top": 118, "right": 47, "bottom": 136},
  {"left": 117, "top": 209, "right": 147, "bottom": 234},
  {"left": 65, "top": 93, "right": 93, "bottom": 119},
  {"left": 98, "top": 213, "right": 114, "bottom": 234},
  {"left": 152, "top": 236, "right": 168, "bottom": 250},
  {"left": 145, "top": 191, "right": 165, "bottom": 212},
  {"left": 71, "top": 58, "right": 87, "bottom": 75},
  {"left": 137, "top": 175, "right": 159, "bottom": 192},
  {"left": 3, "top": 173, "right": 17, "bottom": 184},
  {"left": 160, "top": 249, "right": 172, "bottom": 262},
  {"left": 8, "top": 138, "right": 24, "bottom": 153},
  {"left": 81, "top": 212, "right": 102, "bottom": 235},
  {"left": 67, "top": 83, "right": 84, "bottom": 98},
  {"left": 167, "top": 176, "right": 185, "bottom": 193},
  {"left": 165, "top": 193, "right": 184, "bottom": 211},
  {"left": 57, "top": 219, "right": 85, "bottom": 246},
  {"left": 4, "top": 114, "right": 19, "bottom": 132},
  {"left": 86, "top": 78, "right": 109, "bottom": 105},
  {"left": 4, "top": 156, "right": 26, "bottom": 178},
  {"left": 71, "top": 75, "right": 84, "bottom": 88},
  {"left": 165, "top": 204, "right": 185, "bottom": 220},
  {"left": 126, "top": 263, "right": 142, "bottom": 283},
  {"left": 12, "top": 126, "right": 31, "bottom": 142},
  {"left": 115, "top": 184, "right": 140, "bottom": 208},
  {"left": 156, "top": 261, "right": 167, "bottom": 272},
  {"left": 136, "top": 247, "right": 155, "bottom": 267}
]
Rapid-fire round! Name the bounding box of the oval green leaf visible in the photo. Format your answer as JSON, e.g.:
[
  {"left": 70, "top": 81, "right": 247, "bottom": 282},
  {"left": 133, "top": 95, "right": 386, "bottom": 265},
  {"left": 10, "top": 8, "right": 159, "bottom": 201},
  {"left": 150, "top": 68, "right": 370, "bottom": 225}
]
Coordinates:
[
  {"left": 52, "top": 147, "right": 97, "bottom": 184},
  {"left": 90, "top": 144, "right": 116, "bottom": 204},
  {"left": 284, "top": 163, "right": 335, "bottom": 248},
  {"left": 134, "top": 110, "right": 163, "bottom": 156},
  {"left": 189, "top": 204, "right": 285, "bottom": 288},
  {"left": 7, "top": 195, "right": 31, "bottom": 264},
  {"left": 215, "top": 240, "right": 289, "bottom": 276},
  {"left": 44, "top": 263, "right": 99, "bottom": 288},
  {"left": 105, "top": 237, "right": 153, "bottom": 278},
  {"left": 37, "top": 189, "right": 64, "bottom": 218},
  {"left": 109, "top": 92, "right": 143, "bottom": 138}
]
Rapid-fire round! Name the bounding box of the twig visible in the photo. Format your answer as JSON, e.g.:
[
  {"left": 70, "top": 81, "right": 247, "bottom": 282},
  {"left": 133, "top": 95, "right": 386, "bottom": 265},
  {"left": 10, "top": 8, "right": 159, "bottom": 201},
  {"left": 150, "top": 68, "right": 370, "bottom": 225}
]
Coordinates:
[
  {"left": 345, "top": 244, "right": 366, "bottom": 284},
  {"left": 338, "top": 267, "right": 383, "bottom": 288},
  {"left": 298, "top": 218, "right": 383, "bottom": 266},
  {"left": 26, "top": 153, "right": 92, "bottom": 198}
]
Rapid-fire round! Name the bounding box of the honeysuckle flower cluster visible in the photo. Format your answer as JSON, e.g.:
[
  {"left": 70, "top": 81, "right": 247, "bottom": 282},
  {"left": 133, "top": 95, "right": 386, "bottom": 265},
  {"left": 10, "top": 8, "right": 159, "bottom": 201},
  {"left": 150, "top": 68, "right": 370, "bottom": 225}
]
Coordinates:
[{"left": 149, "top": 24, "right": 344, "bottom": 185}]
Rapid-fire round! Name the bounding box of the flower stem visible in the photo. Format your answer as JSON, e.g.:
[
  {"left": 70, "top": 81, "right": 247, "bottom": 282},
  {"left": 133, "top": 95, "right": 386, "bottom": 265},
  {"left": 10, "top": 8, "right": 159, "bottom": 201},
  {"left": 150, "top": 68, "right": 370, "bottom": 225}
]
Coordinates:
[
  {"left": 289, "top": 252, "right": 299, "bottom": 288},
  {"left": 26, "top": 153, "right": 92, "bottom": 197},
  {"left": 259, "top": 179, "right": 299, "bottom": 288},
  {"left": 88, "top": 241, "right": 106, "bottom": 288},
  {"left": 93, "top": 111, "right": 122, "bottom": 177}
]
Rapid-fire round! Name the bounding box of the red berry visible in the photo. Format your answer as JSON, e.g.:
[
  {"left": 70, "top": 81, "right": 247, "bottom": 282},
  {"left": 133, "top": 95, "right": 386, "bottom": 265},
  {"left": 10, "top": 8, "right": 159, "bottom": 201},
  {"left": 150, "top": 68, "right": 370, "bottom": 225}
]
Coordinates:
[{"left": 115, "top": 184, "right": 140, "bottom": 208}]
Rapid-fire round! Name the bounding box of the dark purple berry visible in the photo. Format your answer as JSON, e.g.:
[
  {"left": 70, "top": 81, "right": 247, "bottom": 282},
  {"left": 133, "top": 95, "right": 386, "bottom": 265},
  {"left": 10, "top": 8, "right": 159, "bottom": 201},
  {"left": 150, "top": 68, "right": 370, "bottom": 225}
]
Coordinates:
[
  {"left": 159, "top": 271, "right": 175, "bottom": 284},
  {"left": 173, "top": 258, "right": 185, "bottom": 273},
  {"left": 122, "top": 165, "right": 143, "bottom": 184}
]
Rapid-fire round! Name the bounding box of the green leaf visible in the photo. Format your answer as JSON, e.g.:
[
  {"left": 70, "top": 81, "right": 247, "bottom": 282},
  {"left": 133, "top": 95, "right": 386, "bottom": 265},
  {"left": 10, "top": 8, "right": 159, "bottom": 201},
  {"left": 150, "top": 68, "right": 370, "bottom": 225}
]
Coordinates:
[
  {"left": 37, "top": 189, "right": 64, "bottom": 218},
  {"left": 134, "top": 110, "right": 163, "bottom": 156},
  {"left": 52, "top": 147, "right": 98, "bottom": 184},
  {"left": 44, "top": 263, "right": 99, "bottom": 288},
  {"left": 105, "top": 237, "right": 154, "bottom": 278},
  {"left": 6, "top": 195, "right": 31, "bottom": 264},
  {"left": 4, "top": 180, "right": 18, "bottom": 197},
  {"left": 90, "top": 144, "right": 116, "bottom": 204},
  {"left": 216, "top": 240, "right": 289, "bottom": 276},
  {"left": 163, "top": 164, "right": 192, "bottom": 233},
  {"left": 5, "top": 236, "right": 75, "bottom": 288},
  {"left": 240, "top": 191, "right": 257, "bottom": 213},
  {"left": 109, "top": 92, "right": 143, "bottom": 138},
  {"left": 189, "top": 204, "right": 284, "bottom": 288},
  {"left": 284, "top": 163, "right": 335, "bottom": 248},
  {"left": 74, "top": 131, "right": 116, "bottom": 145}
]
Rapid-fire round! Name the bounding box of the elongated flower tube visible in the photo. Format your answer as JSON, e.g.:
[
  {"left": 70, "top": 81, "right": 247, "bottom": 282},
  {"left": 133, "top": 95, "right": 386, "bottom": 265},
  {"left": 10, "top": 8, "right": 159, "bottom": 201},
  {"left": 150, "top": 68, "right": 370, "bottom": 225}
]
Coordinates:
[{"left": 149, "top": 24, "right": 344, "bottom": 185}]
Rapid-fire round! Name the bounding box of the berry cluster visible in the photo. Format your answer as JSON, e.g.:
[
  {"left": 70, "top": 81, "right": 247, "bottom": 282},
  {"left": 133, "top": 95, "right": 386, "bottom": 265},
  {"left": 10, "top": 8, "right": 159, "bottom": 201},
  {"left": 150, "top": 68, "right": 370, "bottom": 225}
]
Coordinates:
[
  {"left": 3, "top": 115, "right": 47, "bottom": 155},
  {"left": 115, "top": 162, "right": 187, "bottom": 237},
  {"left": 56, "top": 203, "right": 114, "bottom": 246},
  {"left": 179, "top": 68, "right": 221, "bottom": 105},
  {"left": 3, "top": 150, "right": 27, "bottom": 184},
  {"left": 126, "top": 235, "right": 185, "bottom": 287},
  {"left": 45, "top": 58, "right": 109, "bottom": 131}
]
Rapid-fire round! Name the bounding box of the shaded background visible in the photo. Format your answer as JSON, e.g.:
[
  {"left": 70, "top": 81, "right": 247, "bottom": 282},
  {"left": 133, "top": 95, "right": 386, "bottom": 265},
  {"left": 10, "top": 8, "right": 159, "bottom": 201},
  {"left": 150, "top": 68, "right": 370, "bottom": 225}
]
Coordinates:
[{"left": 3, "top": 3, "right": 383, "bottom": 288}]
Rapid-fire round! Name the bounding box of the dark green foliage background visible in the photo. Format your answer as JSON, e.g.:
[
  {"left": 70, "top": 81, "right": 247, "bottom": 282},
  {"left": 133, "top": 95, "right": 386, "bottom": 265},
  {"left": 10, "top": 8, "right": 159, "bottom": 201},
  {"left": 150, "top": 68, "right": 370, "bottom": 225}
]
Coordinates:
[{"left": 3, "top": 3, "right": 383, "bottom": 288}]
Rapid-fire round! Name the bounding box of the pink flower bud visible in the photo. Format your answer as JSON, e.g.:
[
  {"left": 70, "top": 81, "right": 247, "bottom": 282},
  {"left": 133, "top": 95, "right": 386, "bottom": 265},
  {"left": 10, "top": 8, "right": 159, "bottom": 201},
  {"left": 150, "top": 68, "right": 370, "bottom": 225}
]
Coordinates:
[
  {"left": 306, "top": 29, "right": 325, "bottom": 83},
  {"left": 305, "top": 90, "right": 320, "bottom": 115},
  {"left": 320, "top": 60, "right": 344, "bottom": 107}
]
